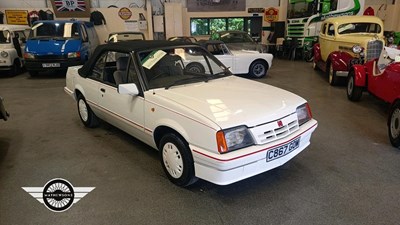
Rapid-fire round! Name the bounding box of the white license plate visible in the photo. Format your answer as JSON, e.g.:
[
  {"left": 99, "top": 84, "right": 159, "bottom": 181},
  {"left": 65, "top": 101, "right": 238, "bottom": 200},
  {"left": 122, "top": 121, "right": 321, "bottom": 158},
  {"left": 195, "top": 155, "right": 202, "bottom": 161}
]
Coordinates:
[
  {"left": 266, "top": 138, "right": 300, "bottom": 162},
  {"left": 42, "top": 63, "right": 60, "bottom": 68}
]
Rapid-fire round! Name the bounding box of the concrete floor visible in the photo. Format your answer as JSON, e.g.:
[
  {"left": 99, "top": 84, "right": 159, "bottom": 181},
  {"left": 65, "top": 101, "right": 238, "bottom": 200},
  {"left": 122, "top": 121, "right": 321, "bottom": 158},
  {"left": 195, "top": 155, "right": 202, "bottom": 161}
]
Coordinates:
[{"left": 1, "top": 59, "right": 399, "bottom": 225}]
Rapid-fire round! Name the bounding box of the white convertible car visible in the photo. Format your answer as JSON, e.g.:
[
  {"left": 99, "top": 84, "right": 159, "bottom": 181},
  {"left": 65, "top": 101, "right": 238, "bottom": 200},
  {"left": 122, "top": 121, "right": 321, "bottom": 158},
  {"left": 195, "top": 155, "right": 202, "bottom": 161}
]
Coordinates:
[
  {"left": 64, "top": 41, "right": 318, "bottom": 186},
  {"left": 197, "top": 40, "right": 273, "bottom": 78}
]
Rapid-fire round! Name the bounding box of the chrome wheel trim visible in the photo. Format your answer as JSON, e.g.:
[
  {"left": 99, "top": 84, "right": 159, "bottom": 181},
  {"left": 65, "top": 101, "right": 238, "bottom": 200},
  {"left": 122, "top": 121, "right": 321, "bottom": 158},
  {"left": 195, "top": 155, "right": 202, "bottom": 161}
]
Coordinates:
[
  {"left": 253, "top": 63, "right": 265, "bottom": 77},
  {"left": 347, "top": 76, "right": 354, "bottom": 96},
  {"left": 329, "top": 64, "right": 334, "bottom": 83},
  {"left": 162, "top": 142, "right": 184, "bottom": 179},
  {"left": 390, "top": 108, "right": 400, "bottom": 139},
  {"left": 78, "top": 99, "right": 89, "bottom": 122}
]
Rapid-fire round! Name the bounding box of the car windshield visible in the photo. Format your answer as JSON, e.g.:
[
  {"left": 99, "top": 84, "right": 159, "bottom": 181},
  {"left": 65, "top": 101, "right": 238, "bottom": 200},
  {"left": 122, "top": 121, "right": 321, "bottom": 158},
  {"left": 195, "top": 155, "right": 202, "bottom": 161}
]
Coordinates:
[
  {"left": 30, "top": 22, "right": 80, "bottom": 40},
  {"left": 138, "top": 46, "right": 231, "bottom": 89},
  {"left": 287, "top": 0, "right": 318, "bottom": 19},
  {"left": 0, "top": 31, "right": 11, "bottom": 44},
  {"left": 338, "top": 23, "right": 382, "bottom": 35},
  {"left": 219, "top": 32, "right": 254, "bottom": 43}
]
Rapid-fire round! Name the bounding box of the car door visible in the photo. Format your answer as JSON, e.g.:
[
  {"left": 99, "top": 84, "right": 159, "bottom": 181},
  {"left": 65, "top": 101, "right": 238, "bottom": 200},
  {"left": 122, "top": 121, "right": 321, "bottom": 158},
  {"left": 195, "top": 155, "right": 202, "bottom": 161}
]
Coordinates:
[
  {"left": 81, "top": 52, "right": 106, "bottom": 118},
  {"left": 210, "top": 43, "right": 234, "bottom": 72},
  {"left": 97, "top": 51, "right": 146, "bottom": 139},
  {"left": 319, "top": 23, "right": 335, "bottom": 61},
  {"left": 15, "top": 30, "right": 27, "bottom": 58}
]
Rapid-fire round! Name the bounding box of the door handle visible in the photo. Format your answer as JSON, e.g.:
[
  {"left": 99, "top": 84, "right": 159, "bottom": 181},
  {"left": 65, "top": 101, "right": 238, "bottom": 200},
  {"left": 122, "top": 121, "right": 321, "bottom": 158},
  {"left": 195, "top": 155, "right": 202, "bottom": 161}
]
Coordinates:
[{"left": 100, "top": 88, "right": 105, "bottom": 93}]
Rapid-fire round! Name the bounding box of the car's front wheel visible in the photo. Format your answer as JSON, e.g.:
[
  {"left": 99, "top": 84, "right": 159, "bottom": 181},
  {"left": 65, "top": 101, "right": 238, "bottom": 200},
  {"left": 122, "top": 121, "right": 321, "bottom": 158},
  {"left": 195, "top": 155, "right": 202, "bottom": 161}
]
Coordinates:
[
  {"left": 347, "top": 71, "right": 363, "bottom": 101},
  {"left": 77, "top": 95, "right": 99, "bottom": 128},
  {"left": 159, "top": 133, "right": 197, "bottom": 186},
  {"left": 312, "top": 61, "right": 319, "bottom": 70},
  {"left": 249, "top": 60, "right": 268, "bottom": 78},
  {"left": 327, "top": 62, "right": 338, "bottom": 86},
  {"left": 9, "top": 59, "right": 20, "bottom": 76},
  {"left": 388, "top": 101, "right": 400, "bottom": 148},
  {"left": 28, "top": 71, "right": 38, "bottom": 77}
]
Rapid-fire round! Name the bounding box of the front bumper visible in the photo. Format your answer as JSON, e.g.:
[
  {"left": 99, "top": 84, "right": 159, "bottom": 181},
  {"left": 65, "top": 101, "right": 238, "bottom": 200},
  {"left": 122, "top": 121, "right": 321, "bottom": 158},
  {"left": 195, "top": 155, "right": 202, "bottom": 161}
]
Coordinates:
[
  {"left": 25, "top": 59, "right": 82, "bottom": 71},
  {"left": 0, "top": 58, "right": 13, "bottom": 69},
  {"left": 192, "top": 119, "right": 318, "bottom": 185}
]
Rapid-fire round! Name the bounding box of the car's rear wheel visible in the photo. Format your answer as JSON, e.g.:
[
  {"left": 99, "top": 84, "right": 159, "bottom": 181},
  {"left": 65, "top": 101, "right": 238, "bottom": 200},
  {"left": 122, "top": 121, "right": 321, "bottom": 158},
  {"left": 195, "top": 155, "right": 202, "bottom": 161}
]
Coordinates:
[
  {"left": 186, "top": 62, "right": 205, "bottom": 73},
  {"left": 249, "top": 60, "right": 268, "bottom": 78},
  {"left": 159, "top": 133, "right": 197, "bottom": 187},
  {"left": 388, "top": 101, "right": 400, "bottom": 148},
  {"left": 327, "top": 62, "right": 338, "bottom": 86},
  {"left": 77, "top": 95, "right": 99, "bottom": 128},
  {"left": 347, "top": 71, "right": 363, "bottom": 101}
]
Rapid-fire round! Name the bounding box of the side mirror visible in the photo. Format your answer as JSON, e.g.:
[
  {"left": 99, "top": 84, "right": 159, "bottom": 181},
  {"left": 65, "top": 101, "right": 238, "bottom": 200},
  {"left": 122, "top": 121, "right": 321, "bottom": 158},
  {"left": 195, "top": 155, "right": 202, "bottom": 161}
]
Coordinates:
[{"left": 118, "top": 83, "right": 139, "bottom": 96}]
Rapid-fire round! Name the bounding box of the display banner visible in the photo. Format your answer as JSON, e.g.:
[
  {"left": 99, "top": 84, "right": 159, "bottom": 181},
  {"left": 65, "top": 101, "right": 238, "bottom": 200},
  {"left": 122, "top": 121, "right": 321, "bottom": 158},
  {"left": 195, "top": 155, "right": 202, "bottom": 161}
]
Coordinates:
[
  {"left": 5, "top": 10, "right": 28, "bottom": 25},
  {"left": 50, "top": 0, "right": 91, "bottom": 18}
]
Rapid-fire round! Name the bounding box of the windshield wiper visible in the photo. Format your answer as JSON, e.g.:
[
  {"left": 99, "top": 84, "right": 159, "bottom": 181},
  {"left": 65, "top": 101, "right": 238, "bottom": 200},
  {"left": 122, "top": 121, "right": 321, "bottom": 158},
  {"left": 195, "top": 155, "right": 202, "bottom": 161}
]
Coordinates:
[{"left": 165, "top": 76, "right": 210, "bottom": 89}]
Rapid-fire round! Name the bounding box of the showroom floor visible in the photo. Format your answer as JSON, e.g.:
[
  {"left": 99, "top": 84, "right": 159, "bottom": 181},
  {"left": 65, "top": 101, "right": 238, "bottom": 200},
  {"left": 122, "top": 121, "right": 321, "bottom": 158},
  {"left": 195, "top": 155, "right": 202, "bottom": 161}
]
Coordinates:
[{"left": 1, "top": 58, "right": 399, "bottom": 225}]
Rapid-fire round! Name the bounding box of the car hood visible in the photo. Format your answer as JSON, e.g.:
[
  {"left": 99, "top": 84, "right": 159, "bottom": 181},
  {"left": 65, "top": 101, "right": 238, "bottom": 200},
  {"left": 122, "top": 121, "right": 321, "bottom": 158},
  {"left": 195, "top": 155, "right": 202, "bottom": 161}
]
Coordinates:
[
  {"left": 26, "top": 39, "right": 81, "bottom": 55},
  {"left": 231, "top": 49, "right": 261, "bottom": 54},
  {"left": 337, "top": 34, "right": 383, "bottom": 44},
  {"left": 153, "top": 76, "right": 305, "bottom": 129}
]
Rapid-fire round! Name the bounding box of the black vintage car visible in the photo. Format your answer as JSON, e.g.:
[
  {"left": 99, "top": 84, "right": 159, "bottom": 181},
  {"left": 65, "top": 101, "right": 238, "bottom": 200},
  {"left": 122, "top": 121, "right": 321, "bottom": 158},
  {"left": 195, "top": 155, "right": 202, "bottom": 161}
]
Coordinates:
[{"left": 0, "top": 96, "right": 9, "bottom": 121}]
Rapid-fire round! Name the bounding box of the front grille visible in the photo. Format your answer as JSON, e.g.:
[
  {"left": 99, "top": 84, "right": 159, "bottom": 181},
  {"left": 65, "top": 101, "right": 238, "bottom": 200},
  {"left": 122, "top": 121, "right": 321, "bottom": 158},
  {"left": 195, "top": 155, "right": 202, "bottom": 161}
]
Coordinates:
[
  {"left": 287, "top": 24, "right": 305, "bottom": 38},
  {"left": 249, "top": 113, "right": 299, "bottom": 145},
  {"left": 35, "top": 55, "right": 67, "bottom": 60},
  {"left": 366, "top": 40, "right": 383, "bottom": 61}
]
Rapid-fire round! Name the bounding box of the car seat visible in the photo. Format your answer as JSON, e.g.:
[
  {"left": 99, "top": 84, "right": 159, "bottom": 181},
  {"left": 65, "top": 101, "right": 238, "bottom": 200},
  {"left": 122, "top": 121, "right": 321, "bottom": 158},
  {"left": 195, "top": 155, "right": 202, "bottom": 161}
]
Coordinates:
[{"left": 113, "top": 56, "right": 129, "bottom": 85}]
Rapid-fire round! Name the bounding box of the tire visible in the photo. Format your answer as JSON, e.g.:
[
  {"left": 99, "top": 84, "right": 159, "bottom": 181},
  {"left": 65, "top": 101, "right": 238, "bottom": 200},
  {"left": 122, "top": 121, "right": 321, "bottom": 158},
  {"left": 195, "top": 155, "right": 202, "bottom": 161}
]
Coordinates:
[
  {"left": 159, "top": 133, "right": 197, "bottom": 187},
  {"left": 347, "top": 71, "right": 363, "bottom": 101},
  {"left": 77, "top": 95, "right": 99, "bottom": 128},
  {"left": 388, "top": 101, "right": 400, "bottom": 148},
  {"left": 303, "top": 49, "right": 314, "bottom": 62},
  {"left": 28, "top": 71, "right": 39, "bottom": 77},
  {"left": 312, "top": 61, "right": 319, "bottom": 71},
  {"left": 9, "top": 59, "right": 20, "bottom": 76},
  {"left": 327, "top": 62, "right": 338, "bottom": 86},
  {"left": 186, "top": 62, "right": 205, "bottom": 73},
  {"left": 249, "top": 60, "right": 268, "bottom": 78}
]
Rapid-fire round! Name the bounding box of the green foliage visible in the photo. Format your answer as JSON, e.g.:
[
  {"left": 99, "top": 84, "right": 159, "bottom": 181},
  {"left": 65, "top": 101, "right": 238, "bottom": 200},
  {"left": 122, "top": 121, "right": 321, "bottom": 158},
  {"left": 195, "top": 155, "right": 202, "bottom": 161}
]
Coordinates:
[{"left": 191, "top": 18, "right": 245, "bottom": 36}]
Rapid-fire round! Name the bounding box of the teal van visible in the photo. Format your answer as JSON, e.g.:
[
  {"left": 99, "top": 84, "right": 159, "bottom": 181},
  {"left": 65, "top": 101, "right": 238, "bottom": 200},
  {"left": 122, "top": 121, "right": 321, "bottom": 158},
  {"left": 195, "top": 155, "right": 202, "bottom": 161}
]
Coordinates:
[{"left": 24, "top": 20, "right": 99, "bottom": 76}]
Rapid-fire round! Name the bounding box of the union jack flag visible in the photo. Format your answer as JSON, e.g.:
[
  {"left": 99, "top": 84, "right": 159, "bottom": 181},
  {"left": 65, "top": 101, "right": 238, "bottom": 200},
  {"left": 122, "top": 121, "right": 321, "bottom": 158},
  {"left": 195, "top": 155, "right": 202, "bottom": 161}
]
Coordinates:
[{"left": 54, "top": 0, "right": 87, "bottom": 12}]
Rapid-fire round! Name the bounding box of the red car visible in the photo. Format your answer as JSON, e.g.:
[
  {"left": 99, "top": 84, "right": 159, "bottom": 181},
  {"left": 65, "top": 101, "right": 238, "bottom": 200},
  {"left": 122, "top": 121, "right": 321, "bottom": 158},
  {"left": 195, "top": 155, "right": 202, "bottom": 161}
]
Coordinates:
[{"left": 347, "top": 47, "right": 400, "bottom": 148}]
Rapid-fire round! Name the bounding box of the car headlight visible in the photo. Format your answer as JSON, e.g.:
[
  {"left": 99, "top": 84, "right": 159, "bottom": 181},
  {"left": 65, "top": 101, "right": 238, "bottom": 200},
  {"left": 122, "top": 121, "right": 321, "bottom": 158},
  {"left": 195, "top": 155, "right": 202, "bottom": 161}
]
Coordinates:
[
  {"left": 296, "top": 103, "right": 312, "bottom": 126},
  {"left": 24, "top": 52, "right": 34, "bottom": 59},
  {"left": 1, "top": 51, "right": 8, "bottom": 58},
  {"left": 216, "top": 125, "right": 254, "bottom": 153},
  {"left": 68, "top": 52, "right": 81, "bottom": 58},
  {"left": 352, "top": 45, "right": 364, "bottom": 54}
]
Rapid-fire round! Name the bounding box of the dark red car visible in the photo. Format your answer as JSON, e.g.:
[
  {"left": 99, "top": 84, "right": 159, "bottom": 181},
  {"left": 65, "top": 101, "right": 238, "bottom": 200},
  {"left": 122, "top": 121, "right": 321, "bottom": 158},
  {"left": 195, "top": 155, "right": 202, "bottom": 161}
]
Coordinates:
[
  {"left": 0, "top": 96, "right": 9, "bottom": 121},
  {"left": 347, "top": 47, "right": 400, "bottom": 148}
]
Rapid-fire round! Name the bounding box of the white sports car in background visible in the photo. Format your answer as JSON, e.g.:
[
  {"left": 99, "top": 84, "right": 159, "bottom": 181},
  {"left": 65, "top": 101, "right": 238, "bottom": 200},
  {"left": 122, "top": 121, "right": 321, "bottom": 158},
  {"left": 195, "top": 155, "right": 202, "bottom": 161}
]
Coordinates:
[
  {"left": 64, "top": 41, "right": 317, "bottom": 187},
  {"left": 197, "top": 40, "right": 273, "bottom": 78}
]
